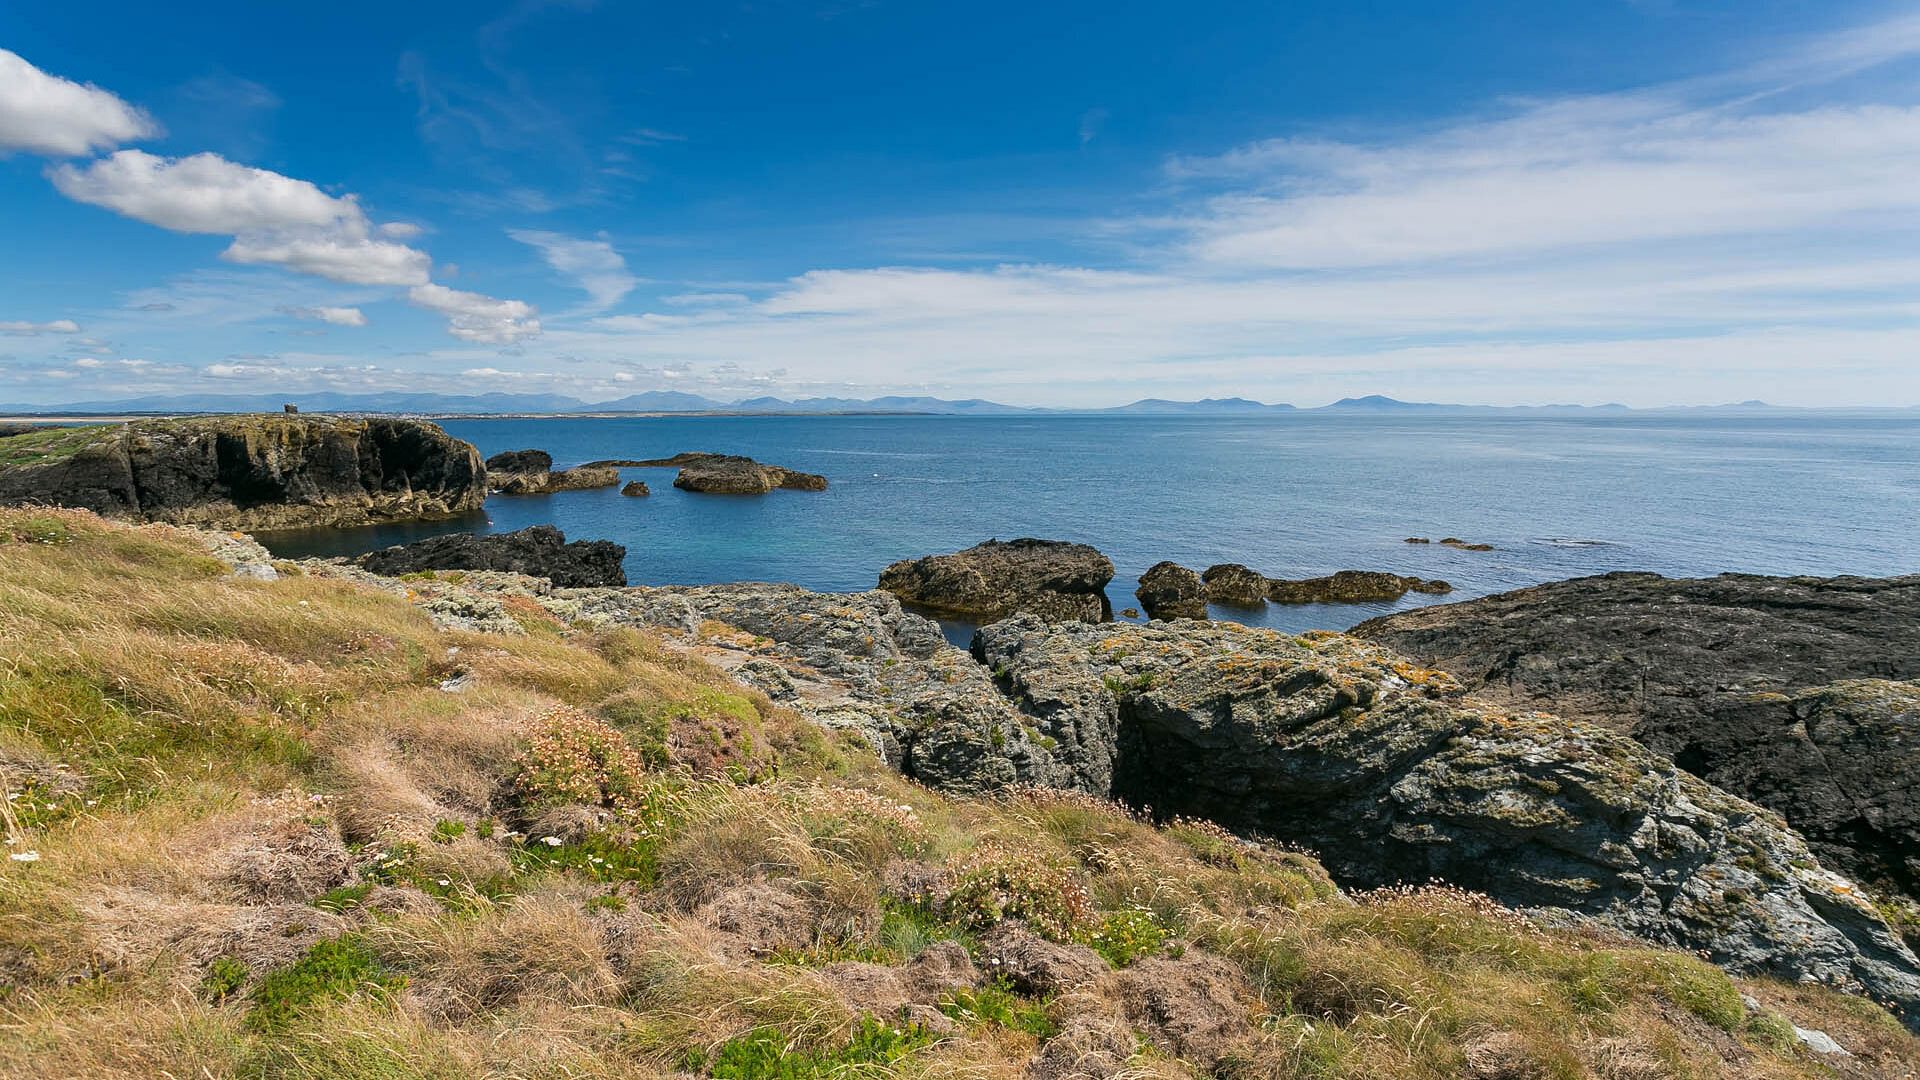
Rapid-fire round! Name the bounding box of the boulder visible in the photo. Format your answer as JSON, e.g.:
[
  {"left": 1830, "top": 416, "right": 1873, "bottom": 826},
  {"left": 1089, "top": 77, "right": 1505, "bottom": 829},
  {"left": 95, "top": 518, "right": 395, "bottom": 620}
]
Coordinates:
[
  {"left": 0, "top": 414, "right": 484, "bottom": 530},
  {"left": 358, "top": 524, "right": 626, "bottom": 587},
  {"left": 879, "top": 539, "right": 1114, "bottom": 623},
  {"left": 1135, "top": 561, "right": 1207, "bottom": 620},
  {"left": 620, "top": 480, "right": 649, "bottom": 497},
  {"left": 1200, "top": 563, "right": 1269, "bottom": 606},
  {"left": 1354, "top": 572, "right": 1920, "bottom": 900},
  {"left": 664, "top": 453, "right": 826, "bottom": 494},
  {"left": 1266, "top": 570, "right": 1452, "bottom": 604},
  {"left": 487, "top": 449, "right": 620, "bottom": 495}
]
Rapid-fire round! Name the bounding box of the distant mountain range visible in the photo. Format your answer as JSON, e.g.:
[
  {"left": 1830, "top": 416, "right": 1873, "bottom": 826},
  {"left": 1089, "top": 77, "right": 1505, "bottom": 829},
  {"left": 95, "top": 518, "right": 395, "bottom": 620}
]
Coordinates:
[{"left": 1, "top": 391, "right": 1906, "bottom": 417}]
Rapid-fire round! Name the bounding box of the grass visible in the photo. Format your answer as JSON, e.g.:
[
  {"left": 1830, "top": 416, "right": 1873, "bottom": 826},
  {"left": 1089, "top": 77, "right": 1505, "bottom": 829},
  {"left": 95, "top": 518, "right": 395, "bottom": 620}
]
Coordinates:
[{"left": 0, "top": 508, "right": 1912, "bottom": 1079}]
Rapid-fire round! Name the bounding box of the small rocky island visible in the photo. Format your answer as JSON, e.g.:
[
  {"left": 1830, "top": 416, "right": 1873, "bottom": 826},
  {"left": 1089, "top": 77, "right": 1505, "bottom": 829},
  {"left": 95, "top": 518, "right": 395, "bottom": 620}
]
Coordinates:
[
  {"left": 0, "top": 414, "right": 483, "bottom": 529},
  {"left": 588, "top": 452, "right": 828, "bottom": 494},
  {"left": 484, "top": 449, "right": 620, "bottom": 495},
  {"left": 879, "top": 538, "right": 1115, "bottom": 622},
  {"left": 1193, "top": 562, "right": 1451, "bottom": 607}
]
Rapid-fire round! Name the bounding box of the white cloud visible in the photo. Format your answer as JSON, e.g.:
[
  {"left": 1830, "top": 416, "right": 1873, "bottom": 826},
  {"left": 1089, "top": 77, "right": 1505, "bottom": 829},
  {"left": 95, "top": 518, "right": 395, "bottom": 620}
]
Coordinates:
[
  {"left": 0, "top": 49, "right": 157, "bottom": 156},
  {"left": 408, "top": 283, "right": 540, "bottom": 343},
  {"left": 48, "top": 150, "right": 433, "bottom": 286},
  {"left": 0, "top": 319, "right": 80, "bottom": 335},
  {"left": 508, "top": 228, "right": 637, "bottom": 310},
  {"left": 280, "top": 305, "right": 367, "bottom": 327}
]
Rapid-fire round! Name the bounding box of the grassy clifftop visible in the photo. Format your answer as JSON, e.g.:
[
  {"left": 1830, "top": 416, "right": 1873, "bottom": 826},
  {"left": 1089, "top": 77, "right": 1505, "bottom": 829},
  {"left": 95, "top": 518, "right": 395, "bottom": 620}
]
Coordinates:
[{"left": 0, "top": 508, "right": 1912, "bottom": 1079}]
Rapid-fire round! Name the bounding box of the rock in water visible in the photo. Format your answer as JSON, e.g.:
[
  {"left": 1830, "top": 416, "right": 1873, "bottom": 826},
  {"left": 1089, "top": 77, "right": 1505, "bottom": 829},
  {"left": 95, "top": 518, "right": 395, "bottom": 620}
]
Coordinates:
[
  {"left": 673, "top": 455, "right": 826, "bottom": 493},
  {"left": 0, "top": 414, "right": 483, "bottom": 530},
  {"left": 970, "top": 615, "right": 1920, "bottom": 1027},
  {"left": 1200, "top": 563, "right": 1270, "bottom": 606},
  {"left": 1136, "top": 561, "right": 1207, "bottom": 620},
  {"left": 484, "top": 449, "right": 552, "bottom": 474},
  {"left": 879, "top": 538, "right": 1114, "bottom": 622},
  {"left": 1354, "top": 572, "right": 1920, "bottom": 901},
  {"left": 358, "top": 524, "right": 626, "bottom": 587},
  {"left": 621, "top": 480, "right": 649, "bottom": 496},
  {"left": 1266, "top": 570, "right": 1452, "bottom": 604}
]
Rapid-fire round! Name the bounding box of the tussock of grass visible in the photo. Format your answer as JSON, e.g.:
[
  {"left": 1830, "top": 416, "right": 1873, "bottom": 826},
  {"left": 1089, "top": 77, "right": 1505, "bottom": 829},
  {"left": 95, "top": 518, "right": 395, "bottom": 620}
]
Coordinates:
[{"left": 0, "top": 508, "right": 1912, "bottom": 1079}]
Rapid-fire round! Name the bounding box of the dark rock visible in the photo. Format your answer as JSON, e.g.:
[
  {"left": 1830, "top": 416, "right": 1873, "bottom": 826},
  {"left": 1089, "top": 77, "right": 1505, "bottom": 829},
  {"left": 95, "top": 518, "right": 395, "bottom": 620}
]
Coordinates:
[
  {"left": 484, "top": 449, "right": 551, "bottom": 474},
  {"left": 1354, "top": 572, "right": 1920, "bottom": 900},
  {"left": 1200, "top": 563, "right": 1269, "bottom": 606},
  {"left": 972, "top": 615, "right": 1920, "bottom": 1028},
  {"left": 0, "top": 414, "right": 484, "bottom": 529},
  {"left": 358, "top": 524, "right": 625, "bottom": 587},
  {"left": 1266, "top": 570, "right": 1452, "bottom": 604},
  {"left": 1439, "top": 537, "right": 1495, "bottom": 551},
  {"left": 620, "top": 480, "right": 649, "bottom": 497},
  {"left": 672, "top": 454, "right": 826, "bottom": 494},
  {"left": 1119, "top": 607, "right": 1140, "bottom": 619},
  {"left": 879, "top": 539, "right": 1114, "bottom": 623},
  {"left": 1405, "top": 537, "right": 1431, "bottom": 544},
  {"left": 1135, "top": 561, "right": 1207, "bottom": 620}
]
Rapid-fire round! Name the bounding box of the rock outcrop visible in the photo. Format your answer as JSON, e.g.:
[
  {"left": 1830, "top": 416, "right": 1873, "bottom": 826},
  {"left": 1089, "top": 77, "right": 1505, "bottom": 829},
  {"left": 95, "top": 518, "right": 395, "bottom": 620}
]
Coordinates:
[
  {"left": 1266, "top": 570, "right": 1452, "bottom": 604},
  {"left": 620, "top": 481, "right": 649, "bottom": 497},
  {"left": 880, "top": 539, "right": 1114, "bottom": 623},
  {"left": 1354, "top": 572, "right": 1920, "bottom": 899},
  {"left": 484, "top": 449, "right": 619, "bottom": 495},
  {"left": 0, "top": 414, "right": 484, "bottom": 530},
  {"left": 358, "top": 524, "right": 626, "bottom": 587},
  {"left": 969, "top": 616, "right": 1920, "bottom": 1025},
  {"left": 1135, "top": 561, "right": 1207, "bottom": 620},
  {"left": 1202, "top": 563, "right": 1449, "bottom": 606},
  {"left": 603, "top": 452, "right": 826, "bottom": 494}
]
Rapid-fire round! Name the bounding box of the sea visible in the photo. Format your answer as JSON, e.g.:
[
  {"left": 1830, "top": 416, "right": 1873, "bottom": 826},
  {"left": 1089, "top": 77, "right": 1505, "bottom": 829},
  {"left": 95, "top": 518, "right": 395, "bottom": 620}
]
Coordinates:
[{"left": 256, "top": 413, "right": 1920, "bottom": 642}]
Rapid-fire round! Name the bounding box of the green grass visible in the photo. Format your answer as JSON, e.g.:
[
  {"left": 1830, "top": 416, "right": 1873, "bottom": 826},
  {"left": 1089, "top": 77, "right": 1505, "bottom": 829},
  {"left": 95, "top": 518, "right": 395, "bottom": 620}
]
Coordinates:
[
  {"left": 689, "top": 1017, "right": 932, "bottom": 1079},
  {"left": 246, "top": 936, "right": 402, "bottom": 1033},
  {"left": 0, "top": 424, "right": 115, "bottom": 468}
]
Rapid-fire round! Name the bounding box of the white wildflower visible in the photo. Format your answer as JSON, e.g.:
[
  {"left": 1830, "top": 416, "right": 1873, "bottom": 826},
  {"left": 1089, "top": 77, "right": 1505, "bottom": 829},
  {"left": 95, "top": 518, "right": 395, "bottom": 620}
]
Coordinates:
[
  {"left": 541, "top": 835, "right": 563, "bottom": 847},
  {"left": 9, "top": 851, "right": 41, "bottom": 862}
]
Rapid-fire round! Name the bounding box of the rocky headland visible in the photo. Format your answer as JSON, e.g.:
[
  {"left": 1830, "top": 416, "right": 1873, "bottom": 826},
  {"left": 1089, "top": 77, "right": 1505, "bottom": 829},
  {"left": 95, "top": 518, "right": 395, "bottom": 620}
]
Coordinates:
[
  {"left": 1355, "top": 571, "right": 1920, "bottom": 909},
  {"left": 356, "top": 524, "right": 627, "bottom": 587},
  {"left": 361, "top": 566, "right": 1920, "bottom": 1029},
  {"left": 484, "top": 449, "right": 620, "bottom": 495},
  {"left": 591, "top": 452, "right": 828, "bottom": 493},
  {"left": 0, "top": 414, "right": 484, "bottom": 529},
  {"left": 879, "top": 538, "right": 1114, "bottom": 622}
]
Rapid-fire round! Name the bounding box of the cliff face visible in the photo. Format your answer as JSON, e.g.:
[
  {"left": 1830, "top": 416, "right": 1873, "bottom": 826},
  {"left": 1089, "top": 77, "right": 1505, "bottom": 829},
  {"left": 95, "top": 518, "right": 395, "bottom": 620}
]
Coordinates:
[{"left": 0, "top": 415, "right": 485, "bottom": 530}]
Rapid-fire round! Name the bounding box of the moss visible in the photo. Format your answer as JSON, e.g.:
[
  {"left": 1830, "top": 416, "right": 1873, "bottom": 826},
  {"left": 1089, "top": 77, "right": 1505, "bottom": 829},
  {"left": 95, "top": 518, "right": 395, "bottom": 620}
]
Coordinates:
[
  {"left": 246, "top": 936, "right": 401, "bottom": 1033},
  {"left": 688, "top": 1016, "right": 932, "bottom": 1078}
]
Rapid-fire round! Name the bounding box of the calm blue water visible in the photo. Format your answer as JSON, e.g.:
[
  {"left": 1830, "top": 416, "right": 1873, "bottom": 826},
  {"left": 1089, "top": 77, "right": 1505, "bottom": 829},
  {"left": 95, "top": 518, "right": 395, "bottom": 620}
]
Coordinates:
[{"left": 257, "top": 414, "right": 1920, "bottom": 638}]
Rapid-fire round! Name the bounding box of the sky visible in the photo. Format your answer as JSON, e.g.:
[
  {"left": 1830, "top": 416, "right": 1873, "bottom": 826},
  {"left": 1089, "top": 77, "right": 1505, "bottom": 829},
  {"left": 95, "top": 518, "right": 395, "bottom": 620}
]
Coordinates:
[{"left": 3, "top": 1, "right": 1920, "bottom": 408}]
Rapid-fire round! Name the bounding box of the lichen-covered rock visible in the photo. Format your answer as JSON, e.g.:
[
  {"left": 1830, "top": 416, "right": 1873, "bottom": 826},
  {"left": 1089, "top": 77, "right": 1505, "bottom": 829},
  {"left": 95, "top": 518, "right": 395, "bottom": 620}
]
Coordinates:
[
  {"left": 1354, "top": 572, "right": 1920, "bottom": 900},
  {"left": 880, "top": 539, "right": 1114, "bottom": 623},
  {"left": 493, "top": 465, "right": 620, "bottom": 495},
  {"left": 0, "top": 414, "right": 484, "bottom": 529},
  {"left": 1200, "top": 563, "right": 1269, "bottom": 606},
  {"left": 1135, "top": 561, "right": 1207, "bottom": 620},
  {"left": 971, "top": 616, "right": 1920, "bottom": 1027},
  {"left": 358, "top": 525, "right": 626, "bottom": 587}
]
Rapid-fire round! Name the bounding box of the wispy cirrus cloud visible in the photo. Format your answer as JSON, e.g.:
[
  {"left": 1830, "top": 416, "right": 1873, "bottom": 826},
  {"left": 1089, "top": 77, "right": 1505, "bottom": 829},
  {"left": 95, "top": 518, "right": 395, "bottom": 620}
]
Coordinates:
[{"left": 508, "top": 228, "right": 638, "bottom": 310}]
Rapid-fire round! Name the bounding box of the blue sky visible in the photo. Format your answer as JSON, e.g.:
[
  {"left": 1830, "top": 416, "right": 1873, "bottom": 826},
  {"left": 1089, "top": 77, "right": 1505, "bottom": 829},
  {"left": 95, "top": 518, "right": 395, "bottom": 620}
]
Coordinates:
[{"left": 3, "top": 1, "right": 1919, "bottom": 407}]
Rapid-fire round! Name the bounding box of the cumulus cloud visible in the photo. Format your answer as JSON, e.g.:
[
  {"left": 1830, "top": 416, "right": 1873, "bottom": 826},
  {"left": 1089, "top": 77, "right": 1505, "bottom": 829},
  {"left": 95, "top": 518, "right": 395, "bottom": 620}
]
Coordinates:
[
  {"left": 408, "top": 283, "right": 540, "bottom": 343},
  {"left": 279, "top": 305, "right": 367, "bottom": 327},
  {"left": 0, "top": 319, "right": 81, "bottom": 335},
  {"left": 50, "top": 150, "right": 434, "bottom": 286},
  {"left": 509, "top": 229, "right": 637, "bottom": 310},
  {"left": 0, "top": 49, "right": 158, "bottom": 156}
]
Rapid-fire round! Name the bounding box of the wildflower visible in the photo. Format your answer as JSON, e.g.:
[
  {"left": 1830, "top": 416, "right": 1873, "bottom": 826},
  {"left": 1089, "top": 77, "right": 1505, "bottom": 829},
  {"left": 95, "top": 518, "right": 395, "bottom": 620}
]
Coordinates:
[
  {"left": 436, "top": 878, "right": 451, "bottom": 887},
  {"left": 541, "top": 835, "right": 563, "bottom": 847},
  {"left": 9, "top": 851, "right": 41, "bottom": 862}
]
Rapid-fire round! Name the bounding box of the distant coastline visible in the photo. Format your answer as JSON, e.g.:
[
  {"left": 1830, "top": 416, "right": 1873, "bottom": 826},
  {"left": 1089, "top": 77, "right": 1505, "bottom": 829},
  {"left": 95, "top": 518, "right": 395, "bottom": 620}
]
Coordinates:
[{"left": 5, "top": 391, "right": 1919, "bottom": 420}]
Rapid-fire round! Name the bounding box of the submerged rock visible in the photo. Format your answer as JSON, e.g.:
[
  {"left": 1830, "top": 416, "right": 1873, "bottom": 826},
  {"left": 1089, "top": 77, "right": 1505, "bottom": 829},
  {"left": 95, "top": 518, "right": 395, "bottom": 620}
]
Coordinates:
[
  {"left": 880, "top": 538, "right": 1114, "bottom": 623},
  {"left": 1355, "top": 572, "right": 1920, "bottom": 900},
  {"left": 0, "top": 414, "right": 484, "bottom": 530},
  {"left": 1135, "top": 561, "right": 1207, "bottom": 620},
  {"left": 1266, "top": 570, "right": 1452, "bottom": 604},
  {"left": 358, "top": 524, "right": 626, "bottom": 587}
]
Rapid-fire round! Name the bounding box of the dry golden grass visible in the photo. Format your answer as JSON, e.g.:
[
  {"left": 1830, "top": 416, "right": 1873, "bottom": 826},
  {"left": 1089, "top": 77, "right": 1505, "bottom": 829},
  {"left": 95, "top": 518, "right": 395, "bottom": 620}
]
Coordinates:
[{"left": 0, "top": 508, "right": 1911, "bottom": 1079}]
